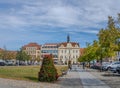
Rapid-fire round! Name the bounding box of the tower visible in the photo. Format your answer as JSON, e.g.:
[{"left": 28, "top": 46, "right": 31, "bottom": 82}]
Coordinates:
[{"left": 67, "top": 34, "right": 70, "bottom": 43}]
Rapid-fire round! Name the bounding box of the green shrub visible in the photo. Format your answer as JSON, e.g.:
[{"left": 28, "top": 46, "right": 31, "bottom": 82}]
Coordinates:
[{"left": 38, "top": 54, "right": 58, "bottom": 82}]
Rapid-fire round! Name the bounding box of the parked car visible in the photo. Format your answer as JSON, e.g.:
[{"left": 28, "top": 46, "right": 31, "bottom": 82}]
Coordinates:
[
  {"left": 103, "top": 61, "right": 120, "bottom": 71},
  {"left": 116, "top": 66, "right": 120, "bottom": 74},
  {"left": 0, "top": 62, "right": 6, "bottom": 66},
  {"left": 102, "top": 62, "right": 111, "bottom": 71},
  {"left": 90, "top": 62, "right": 101, "bottom": 70},
  {"left": 5, "top": 60, "right": 15, "bottom": 66}
]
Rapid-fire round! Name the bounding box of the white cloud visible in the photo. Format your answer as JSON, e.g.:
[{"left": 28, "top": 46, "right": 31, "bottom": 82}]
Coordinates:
[
  {"left": 0, "top": 0, "right": 120, "bottom": 36},
  {"left": 1, "top": 0, "right": 120, "bottom": 49}
]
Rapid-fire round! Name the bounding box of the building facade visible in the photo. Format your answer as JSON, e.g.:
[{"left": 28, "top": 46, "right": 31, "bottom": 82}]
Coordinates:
[
  {"left": 58, "top": 35, "right": 80, "bottom": 64},
  {"left": 116, "top": 51, "right": 120, "bottom": 61},
  {"left": 21, "top": 35, "right": 80, "bottom": 64},
  {"left": 22, "top": 43, "right": 41, "bottom": 60},
  {"left": 41, "top": 43, "right": 58, "bottom": 62}
]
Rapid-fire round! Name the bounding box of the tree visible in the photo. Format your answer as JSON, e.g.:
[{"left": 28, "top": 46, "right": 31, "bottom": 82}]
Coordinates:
[
  {"left": 78, "top": 41, "right": 99, "bottom": 67},
  {"left": 16, "top": 48, "right": 30, "bottom": 65},
  {"left": 98, "top": 15, "right": 120, "bottom": 61},
  {"left": 38, "top": 54, "right": 58, "bottom": 82},
  {"left": 1, "top": 46, "right": 8, "bottom": 60}
]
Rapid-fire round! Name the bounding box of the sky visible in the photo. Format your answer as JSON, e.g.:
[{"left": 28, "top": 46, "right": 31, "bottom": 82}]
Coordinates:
[{"left": 0, "top": 0, "right": 120, "bottom": 50}]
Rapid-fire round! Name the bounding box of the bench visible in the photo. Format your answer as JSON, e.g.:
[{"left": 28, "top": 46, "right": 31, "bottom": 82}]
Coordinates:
[{"left": 61, "top": 69, "right": 68, "bottom": 76}]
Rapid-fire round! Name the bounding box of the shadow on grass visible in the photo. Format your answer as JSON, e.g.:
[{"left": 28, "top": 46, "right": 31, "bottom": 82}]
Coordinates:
[{"left": 24, "top": 76, "right": 38, "bottom": 82}]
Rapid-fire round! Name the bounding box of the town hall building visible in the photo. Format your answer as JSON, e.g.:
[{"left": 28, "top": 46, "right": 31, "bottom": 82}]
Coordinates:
[{"left": 58, "top": 35, "right": 80, "bottom": 64}]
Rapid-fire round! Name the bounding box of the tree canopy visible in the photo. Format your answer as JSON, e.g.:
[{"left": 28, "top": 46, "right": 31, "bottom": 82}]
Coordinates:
[
  {"left": 16, "top": 48, "right": 30, "bottom": 61},
  {"left": 78, "top": 14, "right": 120, "bottom": 63}
]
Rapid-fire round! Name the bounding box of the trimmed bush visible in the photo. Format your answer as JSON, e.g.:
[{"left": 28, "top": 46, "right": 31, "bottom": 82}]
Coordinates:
[{"left": 38, "top": 54, "right": 58, "bottom": 82}]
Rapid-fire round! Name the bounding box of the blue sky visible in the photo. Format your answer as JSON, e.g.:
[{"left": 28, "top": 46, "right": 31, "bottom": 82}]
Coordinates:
[{"left": 0, "top": 0, "right": 120, "bottom": 50}]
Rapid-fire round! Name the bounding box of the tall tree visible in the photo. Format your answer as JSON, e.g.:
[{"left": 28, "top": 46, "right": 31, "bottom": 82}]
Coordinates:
[{"left": 98, "top": 15, "right": 120, "bottom": 61}]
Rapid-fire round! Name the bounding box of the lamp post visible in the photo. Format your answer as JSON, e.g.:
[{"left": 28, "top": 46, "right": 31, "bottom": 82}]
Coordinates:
[
  {"left": 100, "top": 47, "right": 104, "bottom": 72},
  {"left": 116, "top": 38, "right": 120, "bottom": 61}
]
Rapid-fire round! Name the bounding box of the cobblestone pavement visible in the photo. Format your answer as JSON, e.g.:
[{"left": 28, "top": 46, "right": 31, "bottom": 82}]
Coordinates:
[
  {"left": 86, "top": 68, "right": 120, "bottom": 88},
  {"left": 57, "top": 66, "right": 83, "bottom": 88}
]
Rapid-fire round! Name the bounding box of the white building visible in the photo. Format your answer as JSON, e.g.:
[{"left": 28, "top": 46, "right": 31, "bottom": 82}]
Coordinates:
[
  {"left": 58, "top": 35, "right": 80, "bottom": 64},
  {"left": 41, "top": 43, "right": 58, "bottom": 61},
  {"left": 116, "top": 51, "right": 120, "bottom": 61}
]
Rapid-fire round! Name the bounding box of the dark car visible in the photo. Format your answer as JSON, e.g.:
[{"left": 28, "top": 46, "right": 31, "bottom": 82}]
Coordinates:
[
  {"left": 0, "top": 62, "right": 6, "bottom": 66},
  {"left": 90, "top": 62, "right": 101, "bottom": 70},
  {"left": 116, "top": 66, "right": 120, "bottom": 74}
]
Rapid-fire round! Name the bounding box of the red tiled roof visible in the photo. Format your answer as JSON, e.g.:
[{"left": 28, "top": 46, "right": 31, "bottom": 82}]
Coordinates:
[
  {"left": 0, "top": 48, "right": 3, "bottom": 51},
  {"left": 22, "top": 42, "right": 41, "bottom": 50},
  {"left": 59, "top": 42, "right": 79, "bottom": 47}
]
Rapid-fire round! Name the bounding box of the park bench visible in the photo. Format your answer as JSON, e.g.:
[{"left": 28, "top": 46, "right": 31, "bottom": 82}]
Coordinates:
[{"left": 61, "top": 69, "right": 68, "bottom": 76}]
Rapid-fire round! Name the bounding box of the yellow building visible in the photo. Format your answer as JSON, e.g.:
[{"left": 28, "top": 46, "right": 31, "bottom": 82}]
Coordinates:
[{"left": 22, "top": 43, "right": 41, "bottom": 60}]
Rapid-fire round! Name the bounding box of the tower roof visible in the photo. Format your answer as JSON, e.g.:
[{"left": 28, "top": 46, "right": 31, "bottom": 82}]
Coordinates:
[{"left": 67, "top": 34, "right": 70, "bottom": 43}]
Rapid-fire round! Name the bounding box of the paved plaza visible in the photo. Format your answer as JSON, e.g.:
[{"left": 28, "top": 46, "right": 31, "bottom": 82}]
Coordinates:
[{"left": 0, "top": 65, "right": 111, "bottom": 88}]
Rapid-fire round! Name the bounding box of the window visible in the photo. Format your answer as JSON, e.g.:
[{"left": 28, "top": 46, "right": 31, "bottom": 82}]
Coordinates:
[
  {"left": 76, "top": 50, "right": 78, "bottom": 53},
  {"left": 73, "top": 50, "right": 74, "bottom": 53},
  {"left": 73, "top": 55, "right": 75, "bottom": 58},
  {"left": 60, "top": 56, "right": 63, "bottom": 59},
  {"left": 76, "top": 55, "right": 78, "bottom": 58},
  {"left": 65, "top": 50, "right": 66, "bottom": 53},
  {"left": 69, "top": 50, "right": 70, "bottom": 53}
]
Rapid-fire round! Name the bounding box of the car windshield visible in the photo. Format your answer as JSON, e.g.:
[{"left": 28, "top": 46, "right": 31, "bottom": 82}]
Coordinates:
[{"left": 102, "top": 62, "right": 110, "bottom": 66}]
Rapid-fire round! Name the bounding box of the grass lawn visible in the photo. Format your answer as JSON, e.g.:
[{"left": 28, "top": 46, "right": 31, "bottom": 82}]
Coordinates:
[{"left": 0, "top": 65, "right": 68, "bottom": 82}]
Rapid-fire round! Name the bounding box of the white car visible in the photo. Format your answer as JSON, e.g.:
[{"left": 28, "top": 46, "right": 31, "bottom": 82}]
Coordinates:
[{"left": 104, "top": 61, "right": 120, "bottom": 71}]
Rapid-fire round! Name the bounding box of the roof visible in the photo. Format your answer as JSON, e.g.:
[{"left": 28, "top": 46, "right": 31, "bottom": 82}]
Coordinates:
[
  {"left": 22, "top": 42, "right": 41, "bottom": 50},
  {"left": 0, "top": 48, "right": 3, "bottom": 51},
  {"left": 43, "top": 43, "right": 59, "bottom": 46},
  {"left": 59, "top": 42, "right": 79, "bottom": 47}
]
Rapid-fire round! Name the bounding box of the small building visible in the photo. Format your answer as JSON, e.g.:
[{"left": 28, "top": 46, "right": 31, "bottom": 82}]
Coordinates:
[{"left": 22, "top": 42, "right": 41, "bottom": 61}]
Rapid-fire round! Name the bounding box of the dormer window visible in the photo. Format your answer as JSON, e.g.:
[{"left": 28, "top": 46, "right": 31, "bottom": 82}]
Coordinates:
[
  {"left": 75, "top": 45, "right": 78, "bottom": 47},
  {"left": 67, "top": 43, "right": 71, "bottom": 47},
  {"left": 61, "top": 44, "right": 64, "bottom": 47}
]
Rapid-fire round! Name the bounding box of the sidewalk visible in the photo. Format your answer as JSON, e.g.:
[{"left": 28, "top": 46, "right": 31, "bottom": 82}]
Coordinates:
[
  {"left": 57, "top": 68, "right": 83, "bottom": 88},
  {"left": 73, "top": 65, "right": 110, "bottom": 88}
]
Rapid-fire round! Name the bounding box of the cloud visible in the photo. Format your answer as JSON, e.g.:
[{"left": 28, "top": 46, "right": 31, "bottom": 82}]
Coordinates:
[
  {"left": 0, "top": 0, "right": 120, "bottom": 50},
  {"left": 1, "top": 0, "right": 120, "bottom": 32}
]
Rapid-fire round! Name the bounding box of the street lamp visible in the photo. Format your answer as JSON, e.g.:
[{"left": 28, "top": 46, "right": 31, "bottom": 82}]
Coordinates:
[
  {"left": 100, "top": 47, "right": 104, "bottom": 72},
  {"left": 116, "top": 38, "right": 120, "bottom": 61}
]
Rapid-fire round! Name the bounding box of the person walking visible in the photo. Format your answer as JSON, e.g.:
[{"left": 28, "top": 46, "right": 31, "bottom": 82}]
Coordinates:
[
  {"left": 68, "top": 60, "right": 72, "bottom": 70},
  {"left": 82, "top": 62, "right": 85, "bottom": 69}
]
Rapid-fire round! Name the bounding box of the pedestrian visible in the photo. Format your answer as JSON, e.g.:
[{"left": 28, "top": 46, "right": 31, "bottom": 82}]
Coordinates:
[
  {"left": 68, "top": 64, "right": 72, "bottom": 70},
  {"left": 68, "top": 60, "right": 72, "bottom": 70},
  {"left": 82, "top": 62, "right": 85, "bottom": 69},
  {"left": 77, "top": 62, "right": 80, "bottom": 67}
]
